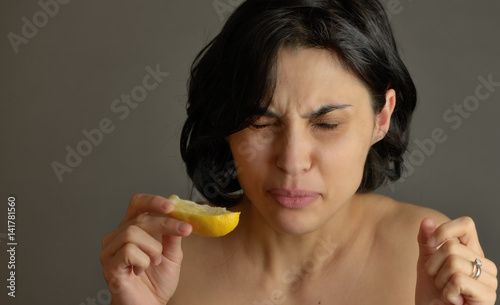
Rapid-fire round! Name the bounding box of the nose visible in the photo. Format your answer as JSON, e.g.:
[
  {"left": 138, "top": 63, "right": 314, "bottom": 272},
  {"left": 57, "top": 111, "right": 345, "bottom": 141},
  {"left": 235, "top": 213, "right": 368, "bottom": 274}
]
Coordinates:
[{"left": 275, "top": 125, "right": 312, "bottom": 176}]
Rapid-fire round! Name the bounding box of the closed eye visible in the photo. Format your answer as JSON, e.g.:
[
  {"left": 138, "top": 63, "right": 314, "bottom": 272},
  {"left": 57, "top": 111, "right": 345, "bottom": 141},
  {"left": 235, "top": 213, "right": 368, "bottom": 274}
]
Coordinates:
[
  {"left": 252, "top": 122, "right": 338, "bottom": 130},
  {"left": 251, "top": 124, "right": 272, "bottom": 129},
  {"left": 313, "top": 123, "right": 338, "bottom": 130}
]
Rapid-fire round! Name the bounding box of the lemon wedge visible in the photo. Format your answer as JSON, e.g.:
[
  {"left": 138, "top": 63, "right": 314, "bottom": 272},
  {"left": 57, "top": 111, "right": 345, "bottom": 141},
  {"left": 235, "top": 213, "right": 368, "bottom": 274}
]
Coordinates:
[{"left": 168, "top": 195, "right": 240, "bottom": 237}]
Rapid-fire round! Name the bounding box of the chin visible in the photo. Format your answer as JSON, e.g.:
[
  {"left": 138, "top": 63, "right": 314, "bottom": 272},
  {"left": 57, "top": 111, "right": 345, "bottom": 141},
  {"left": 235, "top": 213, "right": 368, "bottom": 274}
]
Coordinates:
[{"left": 262, "top": 206, "right": 329, "bottom": 235}]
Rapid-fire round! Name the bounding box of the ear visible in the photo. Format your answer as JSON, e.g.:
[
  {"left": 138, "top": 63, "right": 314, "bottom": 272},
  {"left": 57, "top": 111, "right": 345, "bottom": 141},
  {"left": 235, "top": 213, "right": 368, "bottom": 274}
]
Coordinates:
[{"left": 372, "top": 89, "right": 396, "bottom": 144}]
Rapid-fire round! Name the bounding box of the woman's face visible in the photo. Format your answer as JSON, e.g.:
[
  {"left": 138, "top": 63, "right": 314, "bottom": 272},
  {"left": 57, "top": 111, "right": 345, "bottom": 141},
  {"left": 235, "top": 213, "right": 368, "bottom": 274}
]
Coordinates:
[{"left": 227, "top": 47, "right": 394, "bottom": 235}]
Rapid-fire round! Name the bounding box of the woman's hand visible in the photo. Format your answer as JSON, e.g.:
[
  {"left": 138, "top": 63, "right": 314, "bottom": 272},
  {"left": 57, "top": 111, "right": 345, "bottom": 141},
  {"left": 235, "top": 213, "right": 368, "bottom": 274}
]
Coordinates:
[
  {"left": 416, "top": 217, "right": 497, "bottom": 305},
  {"left": 100, "top": 194, "right": 192, "bottom": 305}
]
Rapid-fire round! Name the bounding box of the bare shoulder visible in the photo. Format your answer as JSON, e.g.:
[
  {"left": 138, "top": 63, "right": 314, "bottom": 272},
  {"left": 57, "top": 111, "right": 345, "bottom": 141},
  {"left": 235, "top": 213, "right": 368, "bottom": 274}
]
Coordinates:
[
  {"left": 356, "top": 193, "right": 452, "bottom": 302},
  {"left": 355, "top": 194, "right": 447, "bottom": 257},
  {"left": 366, "top": 193, "right": 451, "bottom": 241},
  {"left": 379, "top": 194, "right": 450, "bottom": 228}
]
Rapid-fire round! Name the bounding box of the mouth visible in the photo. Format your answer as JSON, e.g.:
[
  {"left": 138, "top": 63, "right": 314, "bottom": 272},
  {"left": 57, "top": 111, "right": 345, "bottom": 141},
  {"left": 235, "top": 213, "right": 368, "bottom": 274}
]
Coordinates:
[{"left": 267, "top": 189, "right": 321, "bottom": 209}]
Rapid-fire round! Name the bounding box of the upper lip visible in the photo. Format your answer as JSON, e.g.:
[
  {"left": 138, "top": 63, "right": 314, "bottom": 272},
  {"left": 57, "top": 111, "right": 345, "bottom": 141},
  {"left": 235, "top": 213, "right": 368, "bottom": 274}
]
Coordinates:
[{"left": 268, "top": 188, "right": 321, "bottom": 197}]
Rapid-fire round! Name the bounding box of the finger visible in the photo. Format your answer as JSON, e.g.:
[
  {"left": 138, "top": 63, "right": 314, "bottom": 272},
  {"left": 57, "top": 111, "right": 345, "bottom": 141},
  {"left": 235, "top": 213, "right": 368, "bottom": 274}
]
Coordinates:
[
  {"left": 104, "top": 211, "right": 191, "bottom": 251},
  {"left": 418, "top": 217, "right": 438, "bottom": 261},
  {"left": 101, "top": 225, "right": 164, "bottom": 266},
  {"left": 102, "top": 197, "right": 175, "bottom": 248},
  {"left": 126, "top": 212, "right": 192, "bottom": 237},
  {"left": 122, "top": 194, "right": 175, "bottom": 224},
  {"left": 102, "top": 214, "right": 192, "bottom": 270},
  {"left": 107, "top": 243, "right": 152, "bottom": 277},
  {"left": 441, "top": 272, "right": 497, "bottom": 305},
  {"left": 102, "top": 230, "right": 116, "bottom": 250},
  {"left": 161, "top": 234, "right": 184, "bottom": 265},
  {"left": 433, "top": 254, "right": 498, "bottom": 291},
  {"left": 428, "top": 216, "right": 483, "bottom": 256},
  {"left": 425, "top": 241, "right": 497, "bottom": 279}
]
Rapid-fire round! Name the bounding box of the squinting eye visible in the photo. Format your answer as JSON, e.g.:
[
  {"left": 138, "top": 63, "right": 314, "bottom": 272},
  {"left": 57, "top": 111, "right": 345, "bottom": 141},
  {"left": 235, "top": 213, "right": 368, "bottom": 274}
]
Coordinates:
[
  {"left": 251, "top": 124, "right": 272, "bottom": 129},
  {"left": 251, "top": 119, "right": 280, "bottom": 130},
  {"left": 313, "top": 123, "right": 338, "bottom": 130}
]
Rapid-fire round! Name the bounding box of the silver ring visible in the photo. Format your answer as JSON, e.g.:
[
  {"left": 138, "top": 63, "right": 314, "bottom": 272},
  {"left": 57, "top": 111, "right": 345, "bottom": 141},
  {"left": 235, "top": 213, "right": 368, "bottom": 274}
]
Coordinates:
[
  {"left": 474, "top": 264, "right": 482, "bottom": 279},
  {"left": 471, "top": 258, "right": 482, "bottom": 280}
]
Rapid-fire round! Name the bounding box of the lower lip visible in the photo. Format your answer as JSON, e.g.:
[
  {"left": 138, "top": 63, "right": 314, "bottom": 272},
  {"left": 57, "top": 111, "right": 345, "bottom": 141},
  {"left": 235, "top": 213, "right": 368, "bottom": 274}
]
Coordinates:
[{"left": 269, "top": 193, "right": 320, "bottom": 209}]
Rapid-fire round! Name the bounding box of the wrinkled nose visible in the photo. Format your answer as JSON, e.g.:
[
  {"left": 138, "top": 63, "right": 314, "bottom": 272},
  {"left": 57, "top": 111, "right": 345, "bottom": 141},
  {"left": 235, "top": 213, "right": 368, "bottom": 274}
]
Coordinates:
[{"left": 275, "top": 127, "right": 312, "bottom": 176}]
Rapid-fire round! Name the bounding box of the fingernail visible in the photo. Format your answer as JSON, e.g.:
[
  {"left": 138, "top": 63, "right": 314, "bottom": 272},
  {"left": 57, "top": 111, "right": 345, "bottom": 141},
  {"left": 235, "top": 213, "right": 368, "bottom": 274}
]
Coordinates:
[
  {"left": 162, "top": 201, "right": 174, "bottom": 212},
  {"left": 154, "top": 257, "right": 162, "bottom": 266},
  {"left": 428, "top": 237, "right": 436, "bottom": 247},
  {"left": 178, "top": 222, "right": 190, "bottom": 233}
]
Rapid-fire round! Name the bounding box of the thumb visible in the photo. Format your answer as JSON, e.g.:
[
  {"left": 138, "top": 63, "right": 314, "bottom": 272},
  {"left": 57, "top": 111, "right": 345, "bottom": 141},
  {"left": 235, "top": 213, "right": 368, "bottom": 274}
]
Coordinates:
[
  {"left": 161, "top": 234, "right": 185, "bottom": 265},
  {"left": 418, "top": 217, "right": 437, "bottom": 262}
]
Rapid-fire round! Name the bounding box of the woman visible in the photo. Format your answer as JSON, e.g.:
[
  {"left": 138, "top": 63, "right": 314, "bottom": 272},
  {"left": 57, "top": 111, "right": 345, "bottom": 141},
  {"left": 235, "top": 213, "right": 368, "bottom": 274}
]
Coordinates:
[{"left": 100, "top": 0, "right": 497, "bottom": 304}]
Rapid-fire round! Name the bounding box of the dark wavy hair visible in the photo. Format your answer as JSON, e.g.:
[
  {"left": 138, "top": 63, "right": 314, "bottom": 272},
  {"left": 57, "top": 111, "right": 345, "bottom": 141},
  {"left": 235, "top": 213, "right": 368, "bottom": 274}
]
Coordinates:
[{"left": 180, "top": 0, "right": 417, "bottom": 207}]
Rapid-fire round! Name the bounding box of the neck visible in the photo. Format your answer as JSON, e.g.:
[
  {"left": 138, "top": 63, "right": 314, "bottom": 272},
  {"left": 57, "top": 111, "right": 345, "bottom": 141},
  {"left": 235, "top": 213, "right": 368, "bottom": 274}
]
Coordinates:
[{"left": 230, "top": 194, "right": 364, "bottom": 283}]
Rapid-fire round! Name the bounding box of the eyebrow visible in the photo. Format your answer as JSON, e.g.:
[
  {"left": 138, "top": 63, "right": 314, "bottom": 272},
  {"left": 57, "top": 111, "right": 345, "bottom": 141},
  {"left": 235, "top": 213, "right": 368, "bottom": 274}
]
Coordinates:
[{"left": 262, "top": 104, "right": 351, "bottom": 118}]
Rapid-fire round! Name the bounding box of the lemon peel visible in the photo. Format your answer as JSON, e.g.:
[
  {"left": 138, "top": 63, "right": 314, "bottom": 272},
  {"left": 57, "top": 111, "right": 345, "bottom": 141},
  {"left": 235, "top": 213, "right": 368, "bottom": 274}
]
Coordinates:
[{"left": 168, "top": 195, "right": 240, "bottom": 237}]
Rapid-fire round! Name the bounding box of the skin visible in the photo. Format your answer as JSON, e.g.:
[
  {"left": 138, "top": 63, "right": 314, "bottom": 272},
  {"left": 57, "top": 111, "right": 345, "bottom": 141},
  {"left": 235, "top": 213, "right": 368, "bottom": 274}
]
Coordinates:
[{"left": 101, "top": 48, "right": 497, "bottom": 305}]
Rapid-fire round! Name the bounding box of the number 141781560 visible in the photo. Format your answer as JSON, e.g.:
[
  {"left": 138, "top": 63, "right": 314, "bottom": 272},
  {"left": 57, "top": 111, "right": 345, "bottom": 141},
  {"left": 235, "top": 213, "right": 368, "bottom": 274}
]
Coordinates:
[{"left": 7, "top": 197, "right": 16, "bottom": 243}]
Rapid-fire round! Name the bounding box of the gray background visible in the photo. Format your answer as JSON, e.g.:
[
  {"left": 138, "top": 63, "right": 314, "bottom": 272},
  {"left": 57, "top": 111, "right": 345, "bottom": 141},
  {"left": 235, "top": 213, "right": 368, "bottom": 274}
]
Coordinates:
[{"left": 0, "top": 0, "right": 498, "bottom": 304}]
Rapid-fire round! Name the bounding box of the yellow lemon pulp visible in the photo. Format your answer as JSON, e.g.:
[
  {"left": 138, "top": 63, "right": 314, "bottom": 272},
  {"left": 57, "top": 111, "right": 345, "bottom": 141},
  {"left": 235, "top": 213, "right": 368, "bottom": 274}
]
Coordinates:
[{"left": 168, "top": 195, "right": 240, "bottom": 237}]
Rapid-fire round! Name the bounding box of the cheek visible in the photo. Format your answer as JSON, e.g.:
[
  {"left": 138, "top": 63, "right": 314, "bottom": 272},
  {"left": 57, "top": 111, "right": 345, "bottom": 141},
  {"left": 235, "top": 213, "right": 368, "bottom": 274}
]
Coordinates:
[
  {"left": 316, "top": 124, "right": 374, "bottom": 180},
  {"left": 229, "top": 131, "right": 274, "bottom": 167},
  {"left": 318, "top": 139, "right": 366, "bottom": 174},
  {"left": 228, "top": 132, "right": 274, "bottom": 186}
]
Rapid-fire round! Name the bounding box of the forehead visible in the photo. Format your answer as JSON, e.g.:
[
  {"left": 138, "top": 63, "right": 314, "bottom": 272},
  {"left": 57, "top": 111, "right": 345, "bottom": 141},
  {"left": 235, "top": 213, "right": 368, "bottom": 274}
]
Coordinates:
[{"left": 270, "top": 47, "right": 370, "bottom": 113}]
